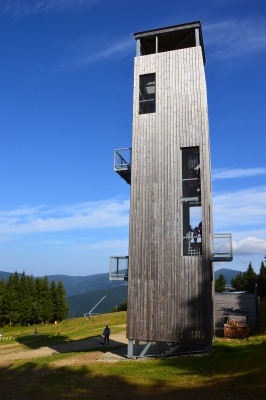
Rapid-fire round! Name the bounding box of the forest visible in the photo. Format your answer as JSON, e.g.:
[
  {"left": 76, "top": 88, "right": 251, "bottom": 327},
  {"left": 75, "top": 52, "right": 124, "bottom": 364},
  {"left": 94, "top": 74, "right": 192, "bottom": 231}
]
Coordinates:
[
  {"left": 0, "top": 271, "right": 69, "bottom": 326},
  {"left": 215, "top": 259, "right": 266, "bottom": 296}
]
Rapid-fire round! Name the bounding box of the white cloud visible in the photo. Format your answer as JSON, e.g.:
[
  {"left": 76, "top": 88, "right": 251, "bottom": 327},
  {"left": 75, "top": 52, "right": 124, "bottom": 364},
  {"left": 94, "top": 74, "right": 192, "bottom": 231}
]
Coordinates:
[
  {"left": 213, "top": 185, "right": 266, "bottom": 259},
  {"left": 233, "top": 237, "right": 266, "bottom": 255},
  {"left": 204, "top": 18, "right": 266, "bottom": 61},
  {"left": 213, "top": 167, "right": 266, "bottom": 180},
  {"left": 1, "top": 186, "right": 265, "bottom": 261},
  {"left": 0, "top": 198, "right": 130, "bottom": 235}
]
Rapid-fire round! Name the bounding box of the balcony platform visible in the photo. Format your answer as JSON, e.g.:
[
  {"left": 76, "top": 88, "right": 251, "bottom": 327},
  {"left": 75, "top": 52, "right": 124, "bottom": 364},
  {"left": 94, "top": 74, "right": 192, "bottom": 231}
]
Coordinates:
[
  {"left": 110, "top": 256, "right": 128, "bottom": 281},
  {"left": 114, "top": 148, "right": 131, "bottom": 185},
  {"left": 211, "top": 233, "right": 233, "bottom": 262}
]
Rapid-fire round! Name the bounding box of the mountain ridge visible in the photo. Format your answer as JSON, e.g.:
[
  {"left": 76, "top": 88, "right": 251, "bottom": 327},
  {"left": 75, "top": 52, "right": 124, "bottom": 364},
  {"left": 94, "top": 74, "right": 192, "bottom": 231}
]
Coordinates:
[
  {"left": 0, "top": 268, "right": 241, "bottom": 294},
  {"left": 0, "top": 268, "right": 240, "bottom": 318},
  {"left": 0, "top": 271, "right": 126, "bottom": 297}
]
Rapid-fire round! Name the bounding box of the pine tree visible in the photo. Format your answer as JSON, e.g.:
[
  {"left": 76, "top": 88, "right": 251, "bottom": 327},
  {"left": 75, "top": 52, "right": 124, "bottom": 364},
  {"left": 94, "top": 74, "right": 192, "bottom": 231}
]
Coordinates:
[
  {"left": 246, "top": 262, "right": 257, "bottom": 293},
  {"left": 50, "top": 280, "right": 57, "bottom": 322},
  {"left": 215, "top": 273, "right": 226, "bottom": 292},
  {"left": 19, "top": 273, "right": 36, "bottom": 325},
  {"left": 19, "top": 272, "right": 30, "bottom": 325},
  {"left": 42, "top": 276, "right": 53, "bottom": 322},
  {"left": 257, "top": 261, "right": 266, "bottom": 298},
  {"left": 27, "top": 275, "right": 38, "bottom": 324},
  {"left": 35, "top": 277, "right": 53, "bottom": 323},
  {"left": 0, "top": 279, "right": 6, "bottom": 326},
  {"left": 53, "top": 280, "right": 69, "bottom": 322},
  {"left": 117, "top": 300, "right": 127, "bottom": 311},
  {"left": 5, "top": 272, "right": 21, "bottom": 325},
  {"left": 231, "top": 263, "right": 258, "bottom": 293},
  {"left": 0, "top": 272, "right": 69, "bottom": 325},
  {"left": 231, "top": 272, "right": 247, "bottom": 291}
]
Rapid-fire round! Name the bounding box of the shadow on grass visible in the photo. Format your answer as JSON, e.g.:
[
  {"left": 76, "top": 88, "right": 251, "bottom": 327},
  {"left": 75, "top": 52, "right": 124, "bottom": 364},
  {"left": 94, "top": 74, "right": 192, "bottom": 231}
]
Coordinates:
[
  {"left": 0, "top": 341, "right": 266, "bottom": 399},
  {"left": 15, "top": 333, "right": 128, "bottom": 356},
  {"left": 15, "top": 334, "right": 70, "bottom": 349}
]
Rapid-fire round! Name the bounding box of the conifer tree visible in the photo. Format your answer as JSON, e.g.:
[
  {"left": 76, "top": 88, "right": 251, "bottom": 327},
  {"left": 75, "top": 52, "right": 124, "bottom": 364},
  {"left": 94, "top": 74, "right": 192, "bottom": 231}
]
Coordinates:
[
  {"left": 19, "top": 273, "right": 36, "bottom": 325},
  {"left": 53, "top": 280, "right": 69, "bottom": 322},
  {"left": 231, "top": 263, "right": 258, "bottom": 293},
  {"left": 42, "top": 275, "right": 53, "bottom": 322},
  {"left": 231, "top": 272, "right": 247, "bottom": 291},
  {"left": 0, "top": 279, "right": 6, "bottom": 326},
  {"left": 28, "top": 275, "right": 37, "bottom": 324},
  {"left": 35, "top": 277, "right": 53, "bottom": 323},
  {"left": 215, "top": 273, "right": 226, "bottom": 292},
  {"left": 35, "top": 276, "right": 53, "bottom": 323},
  {"left": 1, "top": 272, "right": 68, "bottom": 325},
  {"left": 50, "top": 280, "right": 57, "bottom": 322},
  {"left": 5, "top": 272, "right": 21, "bottom": 325},
  {"left": 245, "top": 262, "right": 258, "bottom": 294},
  {"left": 117, "top": 300, "right": 127, "bottom": 311},
  {"left": 257, "top": 261, "right": 266, "bottom": 298}
]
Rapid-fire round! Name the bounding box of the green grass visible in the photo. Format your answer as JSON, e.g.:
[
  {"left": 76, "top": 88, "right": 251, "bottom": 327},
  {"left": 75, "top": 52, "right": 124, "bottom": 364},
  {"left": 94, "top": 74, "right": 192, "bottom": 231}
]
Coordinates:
[
  {"left": 0, "top": 303, "right": 266, "bottom": 399},
  {"left": 0, "top": 311, "right": 126, "bottom": 344}
]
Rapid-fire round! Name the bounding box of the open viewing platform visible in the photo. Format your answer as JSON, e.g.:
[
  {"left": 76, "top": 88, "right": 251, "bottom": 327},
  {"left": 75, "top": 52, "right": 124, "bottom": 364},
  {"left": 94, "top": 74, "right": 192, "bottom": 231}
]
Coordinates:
[
  {"left": 211, "top": 233, "right": 233, "bottom": 262},
  {"left": 114, "top": 148, "right": 131, "bottom": 184},
  {"left": 110, "top": 234, "right": 232, "bottom": 281},
  {"left": 109, "top": 256, "right": 128, "bottom": 281}
]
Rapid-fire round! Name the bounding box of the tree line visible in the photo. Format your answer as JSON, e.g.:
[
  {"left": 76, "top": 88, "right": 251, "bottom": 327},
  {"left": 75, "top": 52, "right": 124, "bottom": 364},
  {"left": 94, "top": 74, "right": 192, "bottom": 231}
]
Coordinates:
[
  {"left": 0, "top": 271, "right": 69, "bottom": 326},
  {"left": 215, "top": 259, "right": 266, "bottom": 297}
]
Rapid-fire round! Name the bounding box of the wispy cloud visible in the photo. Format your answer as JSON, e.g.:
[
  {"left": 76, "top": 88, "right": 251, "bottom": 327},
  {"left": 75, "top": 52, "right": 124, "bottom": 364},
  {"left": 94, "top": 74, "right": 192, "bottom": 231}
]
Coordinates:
[
  {"left": 0, "top": 199, "right": 129, "bottom": 236},
  {"left": 0, "top": 0, "right": 96, "bottom": 16},
  {"left": 212, "top": 167, "right": 266, "bottom": 180},
  {"left": 212, "top": 185, "right": 266, "bottom": 259},
  {"left": 213, "top": 186, "right": 266, "bottom": 231},
  {"left": 66, "top": 37, "right": 134, "bottom": 70},
  {"left": 66, "top": 16, "right": 266, "bottom": 70},
  {"left": 0, "top": 187, "right": 265, "bottom": 260},
  {"left": 204, "top": 18, "right": 266, "bottom": 61},
  {"left": 73, "top": 239, "right": 129, "bottom": 252}
]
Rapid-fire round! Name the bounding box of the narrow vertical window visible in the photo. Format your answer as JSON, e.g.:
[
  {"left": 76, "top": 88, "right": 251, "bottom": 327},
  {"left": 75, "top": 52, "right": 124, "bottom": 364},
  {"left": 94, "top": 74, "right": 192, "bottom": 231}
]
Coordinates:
[
  {"left": 181, "top": 147, "right": 202, "bottom": 256},
  {"left": 139, "top": 73, "right": 156, "bottom": 114}
]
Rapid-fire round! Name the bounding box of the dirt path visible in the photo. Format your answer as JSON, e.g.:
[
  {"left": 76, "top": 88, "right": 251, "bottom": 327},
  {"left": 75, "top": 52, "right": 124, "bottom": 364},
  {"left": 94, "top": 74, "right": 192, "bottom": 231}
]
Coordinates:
[{"left": 0, "top": 332, "right": 128, "bottom": 366}]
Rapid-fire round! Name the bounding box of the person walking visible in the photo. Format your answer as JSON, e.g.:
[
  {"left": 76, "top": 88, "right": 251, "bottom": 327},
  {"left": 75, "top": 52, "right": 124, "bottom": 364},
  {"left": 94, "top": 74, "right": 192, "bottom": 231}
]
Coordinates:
[{"left": 103, "top": 325, "right": 110, "bottom": 345}]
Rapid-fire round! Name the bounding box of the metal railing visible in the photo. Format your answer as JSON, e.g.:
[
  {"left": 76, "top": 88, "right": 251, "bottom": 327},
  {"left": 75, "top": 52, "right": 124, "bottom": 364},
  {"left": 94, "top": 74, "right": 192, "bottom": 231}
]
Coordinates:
[
  {"left": 211, "top": 233, "right": 233, "bottom": 262},
  {"left": 114, "top": 148, "right": 132, "bottom": 171},
  {"left": 109, "top": 256, "right": 129, "bottom": 281},
  {"left": 114, "top": 148, "right": 132, "bottom": 185}
]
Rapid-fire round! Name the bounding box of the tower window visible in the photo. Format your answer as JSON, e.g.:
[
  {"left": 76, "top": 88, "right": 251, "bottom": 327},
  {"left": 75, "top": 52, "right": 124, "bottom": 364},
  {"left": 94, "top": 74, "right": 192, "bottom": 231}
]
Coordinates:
[
  {"left": 181, "top": 147, "right": 202, "bottom": 256},
  {"left": 139, "top": 73, "right": 156, "bottom": 114}
]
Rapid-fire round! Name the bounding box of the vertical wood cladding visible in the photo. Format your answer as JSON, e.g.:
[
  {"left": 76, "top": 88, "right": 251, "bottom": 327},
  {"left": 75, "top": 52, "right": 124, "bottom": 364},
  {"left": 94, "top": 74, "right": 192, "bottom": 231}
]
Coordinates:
[{"left": 127, "top": 46, "right": 213, "bottom": 346}]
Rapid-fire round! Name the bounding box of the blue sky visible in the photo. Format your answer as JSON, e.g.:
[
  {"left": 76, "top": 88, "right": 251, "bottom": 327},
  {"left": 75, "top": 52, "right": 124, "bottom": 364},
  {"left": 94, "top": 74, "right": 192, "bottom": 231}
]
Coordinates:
[{"left": 0, "top": 0, "right": 265, "bottom": 277}]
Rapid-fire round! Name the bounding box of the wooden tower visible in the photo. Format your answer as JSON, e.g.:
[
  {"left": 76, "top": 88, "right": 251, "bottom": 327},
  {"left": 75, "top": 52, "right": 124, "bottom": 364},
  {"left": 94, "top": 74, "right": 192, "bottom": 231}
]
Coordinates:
[{"left": 111, "top": 21, "right": 232, "bottom": 358}]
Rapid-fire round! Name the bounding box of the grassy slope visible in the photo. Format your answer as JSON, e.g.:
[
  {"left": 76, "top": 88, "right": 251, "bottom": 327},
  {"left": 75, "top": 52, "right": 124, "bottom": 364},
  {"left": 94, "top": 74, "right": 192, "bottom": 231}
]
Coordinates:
[{"left": 0, "top": 301, "right": 266, "bottom": 399}]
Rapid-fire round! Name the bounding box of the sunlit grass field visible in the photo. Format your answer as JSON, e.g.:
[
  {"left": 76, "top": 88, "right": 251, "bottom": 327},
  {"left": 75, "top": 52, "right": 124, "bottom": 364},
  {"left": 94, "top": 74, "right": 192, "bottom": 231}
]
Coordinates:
[{"left": 0, "top": 301, "right": 265, "bottom": 399}]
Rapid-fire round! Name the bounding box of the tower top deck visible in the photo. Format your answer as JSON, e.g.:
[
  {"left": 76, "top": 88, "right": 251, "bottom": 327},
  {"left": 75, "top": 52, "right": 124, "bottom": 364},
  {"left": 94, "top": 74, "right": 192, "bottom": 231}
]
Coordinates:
[{"left": 134, "top": 20, "right": 206, "bottom": 64}]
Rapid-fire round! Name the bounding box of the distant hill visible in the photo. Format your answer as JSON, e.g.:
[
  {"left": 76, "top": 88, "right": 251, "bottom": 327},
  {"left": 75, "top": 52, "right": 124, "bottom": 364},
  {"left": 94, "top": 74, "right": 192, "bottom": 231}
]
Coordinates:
[
  {"left": 0, "top": 271, "right": 126, "bottom": 297},
  {"left": 214, "top": 268, "right": 241, "bottom": 284},
  {"left": 0, "top": 268, "right": 241, "bottom": 318},
  {"left": 67, "top": 285, "right": 128, "bottom": 318},
  {"left": 0, "top": 270, "right": 128, "bottom": 319},
  {"left": 66, "top": 267, "right": 241, "bottom": 318},
  {"left": 45, "top": 273, "right": 126, "bottom": 297},
  {"left": 1, "top": 269, "right": 241, "bottom": 293},
  {"left": 0, "top": 271, "right": 14, "bottom": 281}
]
